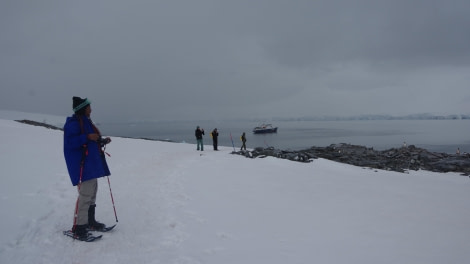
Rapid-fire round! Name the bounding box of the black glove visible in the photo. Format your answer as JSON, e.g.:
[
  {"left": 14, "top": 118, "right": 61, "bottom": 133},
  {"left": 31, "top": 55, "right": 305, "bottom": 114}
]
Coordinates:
[{"left": 97, "top": 137, "right": 111, "bottom": 146}]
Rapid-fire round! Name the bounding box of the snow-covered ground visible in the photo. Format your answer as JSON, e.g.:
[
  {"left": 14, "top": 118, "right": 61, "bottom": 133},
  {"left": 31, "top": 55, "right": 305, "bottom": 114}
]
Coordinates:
[{"left": 1, "top": 116, "right": 470, "bottom": 264}]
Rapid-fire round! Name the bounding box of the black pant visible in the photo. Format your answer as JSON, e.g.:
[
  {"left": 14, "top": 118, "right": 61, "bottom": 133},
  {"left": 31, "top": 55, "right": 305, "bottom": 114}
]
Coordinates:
[
  {"left": 241, "top": 141, "right": 246, "bottom": 150},
  {"left": 213, "top": 139, "right": 218, "bottom": 150}
]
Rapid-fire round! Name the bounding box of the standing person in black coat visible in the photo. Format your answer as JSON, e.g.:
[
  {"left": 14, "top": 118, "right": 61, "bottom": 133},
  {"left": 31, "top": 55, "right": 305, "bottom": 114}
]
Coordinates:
[
  {"left": 240, "top": 132, "right": 247, "bottom": 150},
  {"left": 211, "top": 128, "right": 219, "bottom": 150},
  {"left": 195, "top": 126, "right": 204, "bottom": 151}
]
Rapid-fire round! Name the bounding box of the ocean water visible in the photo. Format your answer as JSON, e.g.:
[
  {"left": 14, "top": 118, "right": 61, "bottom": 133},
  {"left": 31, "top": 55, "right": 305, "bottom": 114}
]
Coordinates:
[{"left": 98, "top": 119, "right": 470, "bottom": 154}]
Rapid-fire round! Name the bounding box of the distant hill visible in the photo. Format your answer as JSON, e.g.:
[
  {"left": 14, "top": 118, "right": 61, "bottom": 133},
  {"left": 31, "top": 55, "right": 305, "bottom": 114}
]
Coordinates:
[{"left": 271, "top": 114, "right": 470, "bottom": 122}]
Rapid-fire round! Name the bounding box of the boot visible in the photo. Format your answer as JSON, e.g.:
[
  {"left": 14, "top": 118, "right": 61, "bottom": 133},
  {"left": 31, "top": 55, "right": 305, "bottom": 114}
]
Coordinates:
[
  {"left": 72, "top": 224, "right": 89, "bottom": 240},
  {"left": 88, "top": 204, "right": 106, "bottom": 231}
]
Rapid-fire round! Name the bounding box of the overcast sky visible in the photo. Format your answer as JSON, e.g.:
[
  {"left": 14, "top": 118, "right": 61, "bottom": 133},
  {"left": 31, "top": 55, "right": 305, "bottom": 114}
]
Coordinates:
[{"left": 1, "top": 0, "right": 469, "bottom": 122}]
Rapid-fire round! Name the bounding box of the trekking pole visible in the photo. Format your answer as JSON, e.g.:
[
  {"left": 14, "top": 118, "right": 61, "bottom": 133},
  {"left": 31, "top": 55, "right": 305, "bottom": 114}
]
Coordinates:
[
  {"left": 230, "top": 132, "right": 236, "bottom": 152},
  {"left": 73, "top": 145, "right": 87, "bottom": 228},
  {"left": 264, "top": 140, "right": 270, "bottom": 148},
  {"left": 98, "top": 138, "right": 118, "bottom": 222},
  {"left": 107, "top": 176, "right": 118, "bottom": 222},
  {"left": 73, "top": 166, "right": 84, "bottom": 227}
]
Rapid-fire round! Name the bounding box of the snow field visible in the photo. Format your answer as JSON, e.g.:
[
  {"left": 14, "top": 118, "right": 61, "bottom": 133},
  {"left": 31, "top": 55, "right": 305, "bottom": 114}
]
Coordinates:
[{"left": 1, "top": 119, "right": 470, "bottom": 264}]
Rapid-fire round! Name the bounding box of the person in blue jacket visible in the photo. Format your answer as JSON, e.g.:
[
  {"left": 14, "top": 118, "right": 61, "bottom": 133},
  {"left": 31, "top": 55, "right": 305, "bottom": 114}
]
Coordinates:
[{"left": 63, "top": 97, "right": 111, "bottom": 240}]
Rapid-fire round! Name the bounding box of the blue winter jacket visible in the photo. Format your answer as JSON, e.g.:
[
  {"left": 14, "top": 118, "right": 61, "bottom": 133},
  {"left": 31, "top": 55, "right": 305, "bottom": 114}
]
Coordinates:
[{"left": 63, "top": 115, "right": 111, "bottom": 186}]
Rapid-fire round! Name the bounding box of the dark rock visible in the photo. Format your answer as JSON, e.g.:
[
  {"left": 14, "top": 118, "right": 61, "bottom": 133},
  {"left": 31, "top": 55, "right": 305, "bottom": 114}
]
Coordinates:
[
  {"left": 15, "top": 120, "right": 62, "bottom": 131},
  {"left": 232, "top": 143, "right": 470, "bottom": 175}
]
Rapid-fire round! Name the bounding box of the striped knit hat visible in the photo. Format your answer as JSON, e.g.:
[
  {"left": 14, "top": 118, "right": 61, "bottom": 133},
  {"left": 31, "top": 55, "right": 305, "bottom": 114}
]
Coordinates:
[{"left": 73, "top": 96, "right": 91, "bottom": 113}]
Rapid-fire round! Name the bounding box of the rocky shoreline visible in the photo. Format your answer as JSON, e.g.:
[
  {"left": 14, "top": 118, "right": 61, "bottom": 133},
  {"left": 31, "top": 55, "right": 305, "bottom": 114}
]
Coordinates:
[
  {"left": 232, "top": 143, "right": 470, "bottom": 176},
  {"left": 16, "top": 119, "right": 63, "bottom": 130},
  {"left": 16, "top": 120, "right": 469, "bottom": 176}
]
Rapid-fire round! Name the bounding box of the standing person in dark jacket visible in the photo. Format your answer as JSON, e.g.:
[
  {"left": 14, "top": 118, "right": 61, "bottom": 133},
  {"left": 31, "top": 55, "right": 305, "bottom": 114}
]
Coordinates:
[
  {"left": 211, "top": 128, "right": 219, "bottom": 150},
  {"left": 63, "top": 97, "right": 112, "bottom": 240},
  {"left": 195, "top": 126, "right": 205, "bottom": 151},
  {"left": 241, "top": 132, "right": 247, "bottom": 150}
]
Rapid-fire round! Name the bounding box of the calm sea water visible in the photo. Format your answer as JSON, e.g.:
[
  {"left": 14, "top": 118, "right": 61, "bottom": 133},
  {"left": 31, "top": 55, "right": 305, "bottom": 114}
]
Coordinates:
[{"left": 98, "top": 120, "right": 470, "bottom": 154}]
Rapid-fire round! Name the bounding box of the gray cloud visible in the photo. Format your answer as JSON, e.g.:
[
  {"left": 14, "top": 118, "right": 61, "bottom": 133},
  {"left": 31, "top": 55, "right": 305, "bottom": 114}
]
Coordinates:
[{"left": 1, "top": 0, "right": 469, "bottom": 121}]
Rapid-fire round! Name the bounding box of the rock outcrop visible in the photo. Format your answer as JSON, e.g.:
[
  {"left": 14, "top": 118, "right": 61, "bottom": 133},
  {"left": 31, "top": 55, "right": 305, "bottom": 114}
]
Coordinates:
[{"left": 232, "top": 143, "right": 470, "bottom": 175}]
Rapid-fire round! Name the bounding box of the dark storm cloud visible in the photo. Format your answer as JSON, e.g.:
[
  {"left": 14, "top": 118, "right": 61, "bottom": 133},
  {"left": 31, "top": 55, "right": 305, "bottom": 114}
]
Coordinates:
[
  {"left": 240, "top": 0, "right": 470, "bottom": 69},
  {"left": 1, "top": 0, "right": 469, "bottom": 121}
]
